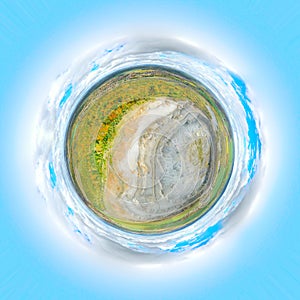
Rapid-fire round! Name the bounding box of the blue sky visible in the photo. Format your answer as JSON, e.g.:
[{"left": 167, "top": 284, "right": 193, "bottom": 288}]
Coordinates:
[{"left": 0, "top": 0, "right": 300, "bottom": 299}]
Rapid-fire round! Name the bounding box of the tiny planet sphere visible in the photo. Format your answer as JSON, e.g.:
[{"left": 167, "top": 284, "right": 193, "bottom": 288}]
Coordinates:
[{"left": 36, "top": 39, "right": 262, "bottom": 253}]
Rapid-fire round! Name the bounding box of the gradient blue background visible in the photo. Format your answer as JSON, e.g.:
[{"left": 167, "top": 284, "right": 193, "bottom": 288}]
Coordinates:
[{"left": 0, "top": 1, "right": 299, "bottom": 299}]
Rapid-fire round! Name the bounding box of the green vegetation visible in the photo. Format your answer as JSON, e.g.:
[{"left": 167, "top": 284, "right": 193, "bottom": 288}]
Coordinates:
[{"left": 94, "top": 99, "right": 147, "bottom": 198}]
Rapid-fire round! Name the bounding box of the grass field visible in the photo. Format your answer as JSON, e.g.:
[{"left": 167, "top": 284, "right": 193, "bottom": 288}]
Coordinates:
[{"left": 66, "top": 66, "right": 234, "bottom": 233}]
